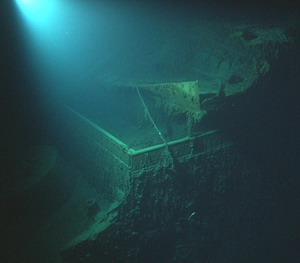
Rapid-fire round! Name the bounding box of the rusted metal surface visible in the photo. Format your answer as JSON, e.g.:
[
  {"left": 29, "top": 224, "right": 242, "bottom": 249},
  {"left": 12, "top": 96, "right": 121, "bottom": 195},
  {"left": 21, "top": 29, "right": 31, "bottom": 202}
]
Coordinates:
[{"left": 63, "top": 106, "right": 224, "bottom": 173}]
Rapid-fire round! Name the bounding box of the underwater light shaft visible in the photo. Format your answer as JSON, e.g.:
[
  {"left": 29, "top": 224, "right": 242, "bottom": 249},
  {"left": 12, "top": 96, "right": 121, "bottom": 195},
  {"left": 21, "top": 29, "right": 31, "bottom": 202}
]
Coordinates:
[{"left": 14, "top": 0, "right": 56, "bottom": 28}]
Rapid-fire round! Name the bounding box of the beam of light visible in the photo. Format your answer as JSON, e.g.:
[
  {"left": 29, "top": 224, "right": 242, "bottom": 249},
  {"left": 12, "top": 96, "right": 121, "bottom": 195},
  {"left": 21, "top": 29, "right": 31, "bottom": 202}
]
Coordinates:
[
  {"left": 14, "top": 0, "right": 56, "bottom": 29},
  {"left": 13, "top": 0, "right": 128, "bottom": 101}
]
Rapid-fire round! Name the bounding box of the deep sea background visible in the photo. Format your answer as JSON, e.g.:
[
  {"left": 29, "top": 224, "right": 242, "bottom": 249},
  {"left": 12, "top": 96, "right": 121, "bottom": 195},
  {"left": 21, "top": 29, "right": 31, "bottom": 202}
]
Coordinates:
[{"left": 1, "top": 0, "right": 300, "bottom": 262}]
